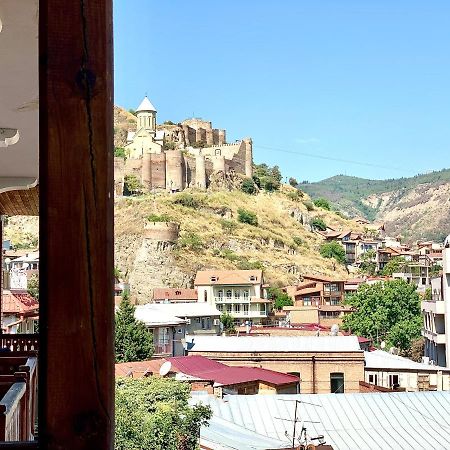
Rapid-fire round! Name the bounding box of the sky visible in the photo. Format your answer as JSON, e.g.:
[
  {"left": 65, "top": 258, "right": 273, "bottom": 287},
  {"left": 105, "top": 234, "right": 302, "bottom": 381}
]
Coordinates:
[{"left": 114, "top": 0, "right": 450, "bottom": 182}]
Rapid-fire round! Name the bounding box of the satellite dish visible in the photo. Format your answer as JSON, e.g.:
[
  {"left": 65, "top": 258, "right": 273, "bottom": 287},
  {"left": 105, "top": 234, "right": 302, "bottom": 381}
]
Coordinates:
[
  {"left": 380, "top": 341, "right": 386, "bottom": 349},
  {"left": 330, "top": 324, "right": 339, "bottom": 336},
  {"left": 159, "top": 361, "right": 172, "bottom": 377}
]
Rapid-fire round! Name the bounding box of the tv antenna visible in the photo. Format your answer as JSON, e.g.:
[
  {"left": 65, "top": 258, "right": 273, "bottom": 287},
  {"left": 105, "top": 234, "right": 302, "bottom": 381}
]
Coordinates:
[{"left": 275, "top": 399, "right": 325, "bottom": 448}]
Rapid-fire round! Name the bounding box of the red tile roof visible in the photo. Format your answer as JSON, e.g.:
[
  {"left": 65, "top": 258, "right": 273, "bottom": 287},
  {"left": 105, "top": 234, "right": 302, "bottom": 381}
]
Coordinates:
[
  {"left": 167, "top": 355, "right": 299, "bottom": 386},
  {"left": 194, "top": 270, "right": 262, "bottom": 286},
  {"left": 2, "top": 290, "right": 38, "bottom": 315},
  {"left": 153, "top": 288, "right": 197, "bottom": 301},
  {"left": 115, "top": 358, "right": 176, "bottom": 378}
]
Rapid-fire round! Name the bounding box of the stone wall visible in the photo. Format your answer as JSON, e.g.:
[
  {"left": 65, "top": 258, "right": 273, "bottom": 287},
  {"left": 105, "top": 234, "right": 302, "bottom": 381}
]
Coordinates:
[{"left": 144, "top": 222, "right": 179, "bottom": 242}]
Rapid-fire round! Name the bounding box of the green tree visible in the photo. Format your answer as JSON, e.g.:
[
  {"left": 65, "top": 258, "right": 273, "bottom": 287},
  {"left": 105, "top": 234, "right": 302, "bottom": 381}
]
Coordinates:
[
  {"left": 313, "top": 198, "right": 331, "bottom": 210},
  {"left": 237, "top": 208, "right": 258, "bottom": 226},
  {"left": 320, "top": 241, "right": 346, "bottom": 264},
  {"left": 27, "top": 274, "right": 39, "bottom": 301},
  {"left": 311, "top": 217, "right": 327, "bottom": 231},
  {"left": 123, "top": 174, "right": 143, "bottom": 196},
  {"left": 359, "top": 249, "right": 377, "bottom": 276},
  {"left": 289, "top": 177, "right": 298, "bottom": 187},
  {"left": 115, "top": 377, "right": 211, "bottom": 450},
  {"left": 114, "top": 147, "right": 126, "bottom": 159},
  {"left": 241, "top": 178, "right": 257, "bottom": 194},
  {"left": 253, "top": 163, "right": 282, "bottom": 191},
  {"left": 267, "top": 287, "right": 293, "bottom": 311},
  {"left": 115, "top": 293, "right": 154, "bottom": 363},
  {"left": 342, "top": 279, "right": 422, "bottom": 351},
  {"left": 381, "top": 256, "right": 409, "bottom": 276},
  {"left": 220, "top": 312, "right": 235, "bottom": 333},
  {"left": 423, "top": 287, "right": 432, "bottom": 301}
]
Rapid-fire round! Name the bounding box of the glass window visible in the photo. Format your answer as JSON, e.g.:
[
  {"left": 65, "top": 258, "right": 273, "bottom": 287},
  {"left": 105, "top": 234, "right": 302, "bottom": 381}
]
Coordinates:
[
  {"left": 235, "top": 304, "right": 241, "bottom": 313},
  {"left": 243, "top": 290, "right": 249, "bottom": 299},
  {"left": 217, "top": 304, "right": 223, "bottom": 312},
  {"left": 368, "top": 374, "right": 378, "bottom": 385},
  {"left": 226, "top": 290, "right": 232, "bottom": 299},
  {"left": 303, "top": 297, "right": 311, "bottom": 306},
  {"left": 234, "top": 290, "right": 240, "bottom": 300},
  {"left": 389, "top": 374, "right": 400, "bottom": 388},
  {"left": 243, "top": 304, "right": 249, "bottom": 314},
  {"left": 218, "top": 290, "right": 223, "bottom": 298},
  {"left": 330, "top": 372, "right": 344, "bottom": 393},
  {"left": 226, "top": 304, "right": 232, "bottom": 313}
]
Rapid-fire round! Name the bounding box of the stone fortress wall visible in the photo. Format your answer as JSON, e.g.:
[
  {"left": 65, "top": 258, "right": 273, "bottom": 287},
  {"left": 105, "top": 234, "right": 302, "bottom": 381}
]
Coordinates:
[{"left": 114, "top": 96, "right": 253, "bottom": 195}]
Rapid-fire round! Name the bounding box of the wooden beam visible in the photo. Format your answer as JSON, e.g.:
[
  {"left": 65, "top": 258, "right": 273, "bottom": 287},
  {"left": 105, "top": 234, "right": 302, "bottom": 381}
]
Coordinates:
[
  {"left": 39, "top": 0, "right": 114, "bottom": 448},
  {"left": 0, "top": 217, "right": 3, "bottom": 331}
]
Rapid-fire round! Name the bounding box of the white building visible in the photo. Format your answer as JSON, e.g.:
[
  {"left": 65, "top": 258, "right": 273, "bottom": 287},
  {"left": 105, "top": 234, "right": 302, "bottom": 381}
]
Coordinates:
[
  {"left": 194, "top": 270, "right": 271, "bottom": 325},
  {"left": 422, "top": 235, "right": 450, "bottom": 366}
]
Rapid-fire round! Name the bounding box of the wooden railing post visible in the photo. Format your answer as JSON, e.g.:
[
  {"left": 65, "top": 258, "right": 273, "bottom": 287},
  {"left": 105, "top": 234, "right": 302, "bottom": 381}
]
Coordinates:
[{"left": 39, "top": 0, "right": 114, "bottom": 448}]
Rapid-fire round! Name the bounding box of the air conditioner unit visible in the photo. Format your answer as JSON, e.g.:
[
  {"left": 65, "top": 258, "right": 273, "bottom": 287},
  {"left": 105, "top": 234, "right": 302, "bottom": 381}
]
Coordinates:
[
  {"left": 213, "top": 319, "right": 220, "bottom": 326},
  {"left": 186, "top": 318, "right": 191, "bottom": 324}
]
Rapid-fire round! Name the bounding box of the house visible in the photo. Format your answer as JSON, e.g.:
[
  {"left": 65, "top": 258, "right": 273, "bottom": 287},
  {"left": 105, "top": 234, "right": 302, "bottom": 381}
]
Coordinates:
[
  {"left": 422, "top": 236, "right": 450, "bottom": 366},
  {"left": 1, "top": 289, "right": 39, "bottom": 333},
  {"left": 153, "top": 287, "right": 198, "bottom": 303},
  {"left": 134, "top": 305, "right": 187, "bottom": 357},
  {"left": 364, "top": 350, "right": 450, "bottom": 391},
  {"left": 137, "top": 302, "right": 221, "bottom": 335},
  {"left": 185, "top": 335, "right": 364, "bottom": 394},
  {"left": 392, "top": 253, "right": 433, "bottom": 292},
  {"left": 192, "top": 391, "right": 450, "bottom": 450},
  {"left": 194, "top": 269, "right": 271, "bottom": 325},
  {"left": 3, "top": 251, "right": 39, "bottom": 290}
]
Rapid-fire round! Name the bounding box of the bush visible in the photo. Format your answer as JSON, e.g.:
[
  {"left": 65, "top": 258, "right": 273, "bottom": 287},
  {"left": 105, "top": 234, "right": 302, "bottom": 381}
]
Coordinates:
[
  {"left": 320, "top": 240, "right": 346, "bottom": 264},
  {"left": 220, "top": 312, "right": 235, "bottom": 333},
  {"left": 252, "top": 163, "right": 282, "bottom": 192},
  {"left": 289, "top": 177, "right": 299, "bottom": 187},
  {"left": 147, "top": 213, "right": 172, "bottom": 222},
  {"left": 302, "top": 200, "right": 314, "bottom": 211},
  {"left": 123, "top": 174, "right": 143, "bottom": 196},
  {"left": 173, "top": 193, "right": 203, "bottom": 209},
  {"left": 311, "top": 217, "right": 327, "bottom": 231},
  {"left": 114, "top": 147, "right": 126, "bottom": 159},
  {"left": 237, "top": 208, "right": 258, "bottom": 226},
  {"left": 163, "top": 120, "right": 175, "bottom": 125},
  {"left": 267, "top": 287, "right": 293, "bottom": 311},
  {"left": 313, "top": 198, "right": 331, "bottom": 210},
  {"left": 219, "top": 219, "right": 237, "bottom": 234},
  {"left": 241, "top": 178, "right": 257, "bottom": 195},
  {"left": 236, "top": 258, "right": 264, "bottom": 270},
  {"left": 179, "top": 232, "right": 203, "bottom": 250},
  {"left": 293, "top": 236, "right": 304, "bottom": 246},
  {"left": 286, "top": 190, "right": 304, "bottom": 202}
]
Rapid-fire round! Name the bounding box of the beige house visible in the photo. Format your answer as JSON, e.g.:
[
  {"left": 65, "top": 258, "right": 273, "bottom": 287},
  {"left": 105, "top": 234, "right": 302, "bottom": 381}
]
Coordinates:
[
  {"left": 194, "top": 270, "right": 271, "bottom": 325},
  {"left": 185, "top": 335, "right": 365, "bottom": 394}
]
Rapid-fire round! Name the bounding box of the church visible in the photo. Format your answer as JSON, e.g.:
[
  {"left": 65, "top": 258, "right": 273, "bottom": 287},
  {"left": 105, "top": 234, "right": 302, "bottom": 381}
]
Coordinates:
[{"left": 114, "top": 96, "right": 254, "bottom": 194}]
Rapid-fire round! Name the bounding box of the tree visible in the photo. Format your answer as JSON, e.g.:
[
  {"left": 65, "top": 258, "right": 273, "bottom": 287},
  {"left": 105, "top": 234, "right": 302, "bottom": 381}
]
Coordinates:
[
  {"left": 237, "top": 208, "right": 258, "bottom": 226},
  {"left": 313, "top": 198, "right": 331, "bottom": 210},
  {"left": 220, "top": 312, "right": 235, "bottom": 333},
  {"left": 252, "top": 163, "right": 281, "bottom": 192},
  {"left": 359, "top": 249, "right": 377, "bottom": 276},
  {"left": 288, "top": 177, "right": 298, "bottom": 187},
  {"left": 114, "top": 147, "right": 126, "bottom": 159},
  {"left": 123, "top": 174, "right": 143, "bottom": 196},
  {"left": 27, "top": 274, "right": 39, "bottom": 301},
  {"left": 115, "top": 377, "right": 211, "bottom": 450},
  {"left": 381, "top": 256, "right": 409, "bottom": 276},
  {"left": 311, "top": 217, "right": 327, "bottom": 231},
  {"left": 267, "top": 287, "right": 293, "bottom": 311},
  {"left": 320, "top": 241, "right": 346, "bottom": 264},
  {"left": 115, "top": 293, "right": 154, "bottom": 363},
  {"left": 241, "top": 177, "right": 257, "bottom": 195},
  {"left": 342, "top": 279, "right": 422, "bottom": 351}
]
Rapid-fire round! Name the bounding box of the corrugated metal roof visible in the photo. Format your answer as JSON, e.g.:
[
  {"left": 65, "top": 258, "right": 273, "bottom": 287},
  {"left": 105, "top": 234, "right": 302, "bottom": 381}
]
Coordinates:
[
  {"left": 192, "top": 391, "right": 450, "bottom": 450},
  {"left": 134, "top": 305, "right": 186, "bottom": 326},
  {"left": 365, "top": 350, "right": 450, "bottom": 372},
  {"left": 186, "top": 335, "right": 361, "bottom": 353}
]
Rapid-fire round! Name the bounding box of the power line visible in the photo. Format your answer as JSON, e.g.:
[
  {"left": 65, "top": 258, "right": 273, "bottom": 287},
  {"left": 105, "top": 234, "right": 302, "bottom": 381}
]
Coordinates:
[{"left": 254, "top": 144, "right": 406, "bottom": 173}]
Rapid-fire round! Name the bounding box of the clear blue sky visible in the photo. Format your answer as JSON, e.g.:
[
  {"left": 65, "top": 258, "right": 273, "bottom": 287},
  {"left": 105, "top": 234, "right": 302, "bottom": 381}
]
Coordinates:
[{"left": 114, "top": 0, "right": 450, "bottom": 182}]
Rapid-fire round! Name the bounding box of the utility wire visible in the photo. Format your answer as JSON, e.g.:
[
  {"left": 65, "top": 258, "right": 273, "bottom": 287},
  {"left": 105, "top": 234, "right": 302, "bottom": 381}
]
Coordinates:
[{"left": 253, "top": 144, "right": 406, "bottom": 173}]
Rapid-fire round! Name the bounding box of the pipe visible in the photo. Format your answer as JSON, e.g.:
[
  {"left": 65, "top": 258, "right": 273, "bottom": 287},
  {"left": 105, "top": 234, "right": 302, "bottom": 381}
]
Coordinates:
[{"left": 312, "top": 355, "right": 316, "bottom": 394}]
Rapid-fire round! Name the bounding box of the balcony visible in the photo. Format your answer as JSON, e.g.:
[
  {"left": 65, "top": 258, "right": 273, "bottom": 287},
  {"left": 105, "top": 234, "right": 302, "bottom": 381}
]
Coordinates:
[
  {"left": 214, "top": 297, "right": 250, "bottom": 304},
  {"left": 422, "top": 329, "right": 446, "bottom": 345},
  {"left": 422, "top": 300, "right": 446, "bottom": 315}
]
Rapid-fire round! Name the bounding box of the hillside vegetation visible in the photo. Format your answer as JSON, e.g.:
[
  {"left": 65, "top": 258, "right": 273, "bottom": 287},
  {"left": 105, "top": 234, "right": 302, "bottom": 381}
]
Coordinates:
[
  {"left": 299, "top": 169, "right": 450, "bottom": 242},
  {"left": 114, "top": 187, "right": 365, "bottom": 301}
]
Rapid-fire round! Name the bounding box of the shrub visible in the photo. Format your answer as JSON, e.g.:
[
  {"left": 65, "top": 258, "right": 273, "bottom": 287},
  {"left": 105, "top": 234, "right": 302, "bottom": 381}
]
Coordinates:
[
  {"left": 289, "top": 177, "right": 299, "bottom": 187},
  {"left": 286, "top": 190, "right": 304, "bottom": 202},
  {"left": 147, "top": 213, "right": 172, "bottom": 222},
  {"left": 236, "top": 258, "right": 264, "bottom": 270},
  {"left": 252, "top": 163, "right": 282, "bottom": 191},
  {"left": 311, "top": 217, "right": 327, "bottom": 231},
  {"left": 179, "top": 232, "right": 203, "bottom": 250},
  {"left": 241, "top": 178, "right": 257, "bottom": 195},
  {"left": 123, "top": 174, "right": 143, "bottom": 196},
  {"left": 267, "top": 287, "right": 293, "bottom": 311},
  {"left": 163, "top": 120, "right": 175, "bottom": 125},
  {"left": 237, "top": 208, "right": 258, "bottom": 226},
  {"left": 219, "top": 219, "right": 237, "bottom": 234},
  {"left": 114, "top": 147, "right": 126, "bottom": 159},
  {"left": 302, "top": 200, "right": 314, "bottom": 211},
  {"left": 163, "top": 141, "right": 176, "bottom": 150},
  {"left": 220, "top": 312, "right": 235, "bottom": 333},
  {"left": 293, "top": 236, "right": 304, "bottom": 246},
  {"left": 313, "top": 198, "right": 331, "bottom": 210},
  {"left": 173, "top": 193, "right": 203, "bottom": 209},
  {"left": 320, "top": 240, "right": 346, "bottom": 264}
]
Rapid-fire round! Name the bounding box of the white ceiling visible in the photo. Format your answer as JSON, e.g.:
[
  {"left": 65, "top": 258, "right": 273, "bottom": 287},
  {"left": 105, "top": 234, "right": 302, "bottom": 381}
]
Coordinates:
[{"left": 0, "top": 0, "right": 38, "bottom": 194}]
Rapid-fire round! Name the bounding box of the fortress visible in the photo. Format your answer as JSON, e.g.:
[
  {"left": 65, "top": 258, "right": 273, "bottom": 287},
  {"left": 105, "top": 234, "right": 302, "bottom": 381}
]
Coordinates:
[{"left": 114, "top": 96, "right": 253, "bottom": 195}]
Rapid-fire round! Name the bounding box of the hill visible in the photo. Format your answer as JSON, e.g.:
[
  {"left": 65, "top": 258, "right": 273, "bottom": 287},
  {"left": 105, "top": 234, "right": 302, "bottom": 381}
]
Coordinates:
[
  {"left": 299, "top": 170, "right": 450, "bottom": 242},
  {"left": 114, "top": 187, "right": 365, "bottom": 302}
]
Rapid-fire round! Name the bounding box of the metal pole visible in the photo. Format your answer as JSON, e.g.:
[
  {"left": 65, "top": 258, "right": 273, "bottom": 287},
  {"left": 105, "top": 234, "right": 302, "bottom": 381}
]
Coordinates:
[{"left": 292, "top": 400, "right": 298, "bottom": 448}]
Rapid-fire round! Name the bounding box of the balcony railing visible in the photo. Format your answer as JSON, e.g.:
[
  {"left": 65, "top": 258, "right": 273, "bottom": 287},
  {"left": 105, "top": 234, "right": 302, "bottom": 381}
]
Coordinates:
[
  {"left": 0, "top": 334, "right": 39, "bottom": 353},
  {"left": 215, "top": 297, "right": 250, "bottom": 303}
]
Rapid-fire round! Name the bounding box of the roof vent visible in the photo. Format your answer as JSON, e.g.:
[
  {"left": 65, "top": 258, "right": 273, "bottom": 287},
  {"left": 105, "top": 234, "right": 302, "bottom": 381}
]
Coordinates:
[
  {"left": 175, "top": 290, "right": 181, "bottom": 295},
  {"left": 249, "top": 275, "right": 256, "bottom": 281},
  {"left": 210, "top": 276, "right": 218, "bottom": 282}
]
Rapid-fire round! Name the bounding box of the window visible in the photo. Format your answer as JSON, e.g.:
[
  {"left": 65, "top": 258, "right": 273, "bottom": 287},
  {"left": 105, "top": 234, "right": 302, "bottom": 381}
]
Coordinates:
[
  {"left": 243, "top": 304, "right": 249, "bottom": 314},
  {"left": 201, "top": 318, "right": 206, "bottom": 329},
  {"left": 330, "top": 297, "right": 340, "bottom": 305},
  {"left": 260, "top": 303, "right": 266, "bottom": 314},
  {"left": 226, "top": 290, "right": 232, "bottom": 299},
  {"left": 288, "top": 372, "right": 301, "bottom": 393},
  {"left": 207, "top": 317, "right": 211, "bottom": 329},
  {"left": 368, "top": 374, "right": 378, "bottom": 385},
  {"left": 195, "top": 317, "right": 201, "bottom": 323},
  {"left": 204, "top": 291, "right": 208, "bottom": 302},
  {"left": 243, "top": 290, "right": 249, "bottom": 300},
  {"left": 217, "top": 304, "right": 223, "bottom": 312},
  {"left": 330, "top": 372, "right": 344, "bottom": 393},
  {"left": 389, "top": 374, "right": 400, "bottom": 388},
  {"left": 217, "top": 290, "right": 223, "bottom": 299},
  {"left": 226, "top": 304, "right": 232, "bottom": 313},
  {"left": 215, "top": 149, "right": 221, "bottom": 156},
  {"left": 235, "top": 304, "right": 241, "bottom": 313},
  {"left": 234, "top": 290, "right": 240, "bottom": 300},
  {"left": 421, "top": 277, "right": 427, "bottom": 285},
  {"left": 303, "top": 297, "right": 311, "bottom": 306}
]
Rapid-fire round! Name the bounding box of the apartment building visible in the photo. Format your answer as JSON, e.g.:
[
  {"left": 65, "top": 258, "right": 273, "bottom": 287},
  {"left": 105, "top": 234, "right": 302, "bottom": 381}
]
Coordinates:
[{"left": 194, "top": 270, "right": 271, "bottom": 325}]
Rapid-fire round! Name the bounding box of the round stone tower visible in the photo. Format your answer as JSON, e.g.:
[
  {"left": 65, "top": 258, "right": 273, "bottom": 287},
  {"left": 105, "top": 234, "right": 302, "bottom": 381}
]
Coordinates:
[
  {"left": 195, "top": 155, "right": 207, "bottom": 189},
  {"left": 218, "top": 129, "right": 226, "bottom": 145},
  {"left": 244, "top": 138, "right": 253, "bottom": 178},
  {"left": 144, "top": 221, "right": 179, "bottom": 242},
  {"left": 213, "top": 155, "right": 226, "bottom": 173},
  {"left": 165, "top": 150, "right": 184, "bottom": 191},
  {"left": 136, "top": 96, "right": 157, "bottom": 134}
]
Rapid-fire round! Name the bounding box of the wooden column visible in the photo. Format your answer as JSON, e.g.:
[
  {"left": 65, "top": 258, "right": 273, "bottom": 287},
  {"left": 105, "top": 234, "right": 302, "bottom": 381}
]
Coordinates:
[
  {"left": 0, "top": 216, "right": 3, "bottom": 330},
  {"left": 39, "top": 0, "right": 114, "bottom": 448}
]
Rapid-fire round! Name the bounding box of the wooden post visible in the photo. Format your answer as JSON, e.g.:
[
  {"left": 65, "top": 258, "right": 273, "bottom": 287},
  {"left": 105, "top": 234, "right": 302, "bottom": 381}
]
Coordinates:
[
  {"left": 0, "top": 216, "right": 3, "bottom": 331},
  {"left": 39, "top": 0, "right": 114, "bottom": 448}
]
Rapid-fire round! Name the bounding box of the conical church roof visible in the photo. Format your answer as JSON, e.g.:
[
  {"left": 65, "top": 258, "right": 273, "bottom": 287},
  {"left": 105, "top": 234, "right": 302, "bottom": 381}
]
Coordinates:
[{"left": 136, "top": 96, "right": 156, "bottom": 112}]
